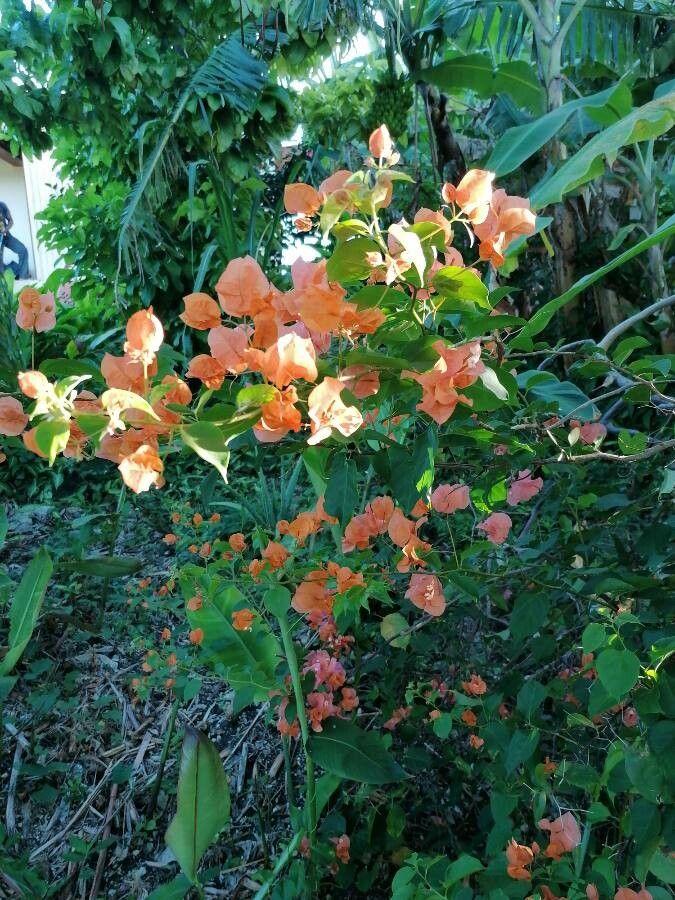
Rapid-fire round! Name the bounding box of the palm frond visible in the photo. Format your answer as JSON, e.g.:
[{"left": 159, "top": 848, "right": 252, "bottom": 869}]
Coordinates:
[{"left": 116, "top": 37, "right": 267, "bottom": 290}]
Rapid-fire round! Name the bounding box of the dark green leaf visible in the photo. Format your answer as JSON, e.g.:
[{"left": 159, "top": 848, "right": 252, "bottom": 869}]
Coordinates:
[
  {"left": 309, "top": 719, "right": 406, "bottom": 784},
  {"left": 165, "top": 728, "right": 230, "bottom": 884}
]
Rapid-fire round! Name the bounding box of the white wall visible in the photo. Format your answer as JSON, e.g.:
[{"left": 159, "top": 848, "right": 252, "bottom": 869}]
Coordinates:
[
  {"left": 23, "top": 152, "right": 61, "bottom": 282},
  {"left": 0, "top": 157, "right": 35, "bottom": 277}
]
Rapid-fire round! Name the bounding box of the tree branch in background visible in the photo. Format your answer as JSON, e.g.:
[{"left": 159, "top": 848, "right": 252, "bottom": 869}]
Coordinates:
[{"left": 599, "top": 294, "right": 675, "bottom": 351}]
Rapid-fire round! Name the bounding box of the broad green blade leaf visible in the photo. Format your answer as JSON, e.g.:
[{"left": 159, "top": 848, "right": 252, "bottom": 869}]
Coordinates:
[
  {"left": 423, "top": 53, "right": 495, "bottom": 98},
  {"left": 62, "top": 556, "right": 143, "bottom": 578},
  {"left": 165, "top": 728, "right": 230, "bottom": 884},
  {"left": 309, "top": 719, "right": 406, "bottom": 785},
  {"left": 324, "top": 452, "right": 359, "bottom": 527},
  {"left": 531, "top": 92, "right": 675, "bottom": 209},
  {"left": 487, "top": 81, "right": 632, "bottom": 177},
  {"left": 181, "top": 568, "right": 280, "bottom": 700},
  {"left": 0, "top": 548, "right": 53, "bottom": 676},
  {"left": 495, "top": 61, "right": 545, "bottom": 113},
  {"left": 181, "top": 422, "right": 233, "bottom": 483},
  {"left": 509, "top": 214, "right": 675, "bottom": 349},
  {"left": 423, "top": 55, "right": 545, "bottom": 113}
]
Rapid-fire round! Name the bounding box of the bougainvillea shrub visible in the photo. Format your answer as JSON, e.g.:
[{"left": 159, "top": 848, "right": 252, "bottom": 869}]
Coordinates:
[{"left": 2, "top": 126, "right": 672, "bottom": 898}]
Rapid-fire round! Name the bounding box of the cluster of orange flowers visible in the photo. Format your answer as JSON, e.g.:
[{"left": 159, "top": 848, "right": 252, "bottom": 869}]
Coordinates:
[
  {"left": 504, "top": 814, "right": 651, "bottom": 900},
  {"left": 1, "top": 124, "right": 539, "bottom": 503}
]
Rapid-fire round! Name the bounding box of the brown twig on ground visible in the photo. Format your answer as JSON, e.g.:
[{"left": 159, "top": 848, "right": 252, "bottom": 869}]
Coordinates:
[
  {"left": 5, "top": 740, "right": 23, "bottom": 835},
  {"left": 88, "top": 782, "right": 119, "bottom": 900}
]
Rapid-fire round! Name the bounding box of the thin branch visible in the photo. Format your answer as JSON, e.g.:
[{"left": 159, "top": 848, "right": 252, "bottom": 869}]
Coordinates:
[
  {"left": 599, "top": 294, "right": 675, "bottom": 351},
  {"left": 543, "top": 438, "right": 675, "bottom": 465}
]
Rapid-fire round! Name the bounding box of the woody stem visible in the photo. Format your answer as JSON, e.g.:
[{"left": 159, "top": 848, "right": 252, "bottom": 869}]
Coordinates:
[{"left": 276, "top": 613, "right": 317, "bottom": 842}]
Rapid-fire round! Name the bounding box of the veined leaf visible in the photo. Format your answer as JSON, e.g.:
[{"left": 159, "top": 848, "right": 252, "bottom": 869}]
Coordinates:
[
  {"left": 324, "top": 452, "right": 359, "bottom": 527},
  {"left": 165, "top": 728, "right": 230, "bottom": 884},
  {"left": 181, "top": 422, "right": 233, "bottom": 483},
  {"left": 309, "top": 719, "right": 406, "bottom": 785},
  {"left": 181, "top": 569, "right": 280, "bottom": 700},
  {"left": 531, "top": 92, "right": 675, "bottom": 209},
  {"left": 487, "top": 81, "right": 632, "bottom": 177},
  {"left": 433, "top": 266, "right": 490, "bottom": 309},
  {"left": 424, "top": 55, "right": 545, "bottom": 112},
  {"left": 100, "top": 389, "right": 160, "bottom": 421},
  {"left": 0, "top": 548, "right": 53, "bottom": 676}
]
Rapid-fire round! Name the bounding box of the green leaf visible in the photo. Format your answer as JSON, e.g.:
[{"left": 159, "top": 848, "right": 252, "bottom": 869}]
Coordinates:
[
  {"left": 0, "top": 676, "right": 18, "bottom": 702},
  {"left": 444, "top": 854, "right": 484, "bottom": 887},
  {"left": 509, "top": 215, "right": 675, "bottom": 349},
  {"left": 380, "top": 613, "right": 410, "bottom": 649},
  {"left": 505, "top": 728, "right": 540, "bottom": 773},
  {"left": 324, "top": 452, "right": 359, "bottom": 527},
  {"left": 582, "top": 623, "right": 607, "bottom": 654},
  {"left": 649, "top": 849, "right": 675, "bottom": 884},
  {"left": 495, "top": 61, "right": 545, "bottom": 113},
  {"left": 62, "top": 556, "right": 143, "bottom": 578},
  {"left": 0, "top": 505, "right": 7, "bottom": 548},
  {"left": 433, "top": 266, "right": 490, "bottom": 309},
  {"left": 100, "top": 388, "right": 160, "bottom": 422},
  {"left": 487, "top": 81, "right": 632, "bottom": 177},
  {"left": 424, "top": 54, "right": 494, "bottom": 97},
  {"left": 532, "top": 92, "right": 675, "bottom": 209},
  {"left": 388, "top": 428, "right": 437, "bottom": 513},
  {"left": 517, "top": 371, "right": 598, "bottom": 420},
  {"left": 349, "top": 284, "right": 408, "bottom": 309},
  {"left": 326, "top": 237, "right": 379, "bottom": 283},
  {"left": 146, "top": 874, "right": 192, "bottom": 900},
  {"left": 165, "top": 728, "right": 230, "bottom": 884},
  {"left": 618, "top": 431, "right": 648, "bottom": 455},
  {"left": 181, "top": 571, "right": 280, "bottom": 700},
  {"left": 309, "top": 719, "right": 406, "bottom": 784},
  {"left": 34, "top": 420, "right": 70, "bottom": 466},
  {"left": 0, "top": 548, "right": 53, "bottom": 676},
  {"left": 236, "top": 384, "right": 277, "bottom": 409},
  {"left": 263, "top": 586, "right": 291, "bottom": 618},
  {"left": 596, "top": 648, "right": 641, "bottom": 699},
  {"left": 181, "top": 422, "right": 233, "bottom": 483},
  {"left": 424, "top": 55, "right": 544, "bottom": 113}
]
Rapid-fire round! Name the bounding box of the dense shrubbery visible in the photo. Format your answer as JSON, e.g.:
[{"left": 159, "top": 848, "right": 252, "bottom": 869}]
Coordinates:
[{"left": 1, "top": 122, "right": 673, "bottom": 898}]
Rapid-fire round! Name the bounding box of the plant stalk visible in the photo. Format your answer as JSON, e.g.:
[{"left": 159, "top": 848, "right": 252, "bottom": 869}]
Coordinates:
[{"left": 276, "top": 613, "right": 316, "bottom": 841}]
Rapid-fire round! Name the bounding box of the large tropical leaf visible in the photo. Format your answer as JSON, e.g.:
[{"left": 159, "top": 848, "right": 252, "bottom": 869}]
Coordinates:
[
  {"left": 165, "top": 728, "right": 230, "bottom": 884},
  {"left": 486, "top": 81, "right": 632, "bottom": 176},
  {"left": 422, "top": 53, "right": 545, "bottom": 112},
  {"left": 531, "top": 91, "right": 675, "bottom": 209}
]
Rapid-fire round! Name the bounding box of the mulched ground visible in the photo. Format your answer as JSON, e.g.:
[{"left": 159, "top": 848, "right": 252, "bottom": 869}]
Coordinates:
[{"left": 0, "top": 502, "right": 295, "bottom": 899}]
